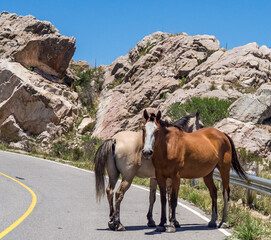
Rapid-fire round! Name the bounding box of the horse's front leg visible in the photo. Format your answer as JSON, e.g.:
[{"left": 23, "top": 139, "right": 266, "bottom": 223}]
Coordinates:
[
  {"left": 166, "top": 178, "right": 180, "bottom": 228},
  {"left": 166, "top": 176, "right": 180, "bottom": 233},
  {"left": 155, "top": 174, "right": 167, "bottom": 232},
  {"left": 147, "top": 178, "right": 157, "bottom": 227}
]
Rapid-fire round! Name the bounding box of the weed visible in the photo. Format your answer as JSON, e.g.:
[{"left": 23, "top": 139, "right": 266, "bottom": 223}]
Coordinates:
[
  {"left": 107, "top": 76, "right": 124, "bottom": 89},
  {"left": 161, "top": 92, "right": 168, "bottom": 100},
  {"left": 26, "top": 66, "right": 34, "bottom": 71},
  {"left": 230, "top": 210, "right": 269, "bottom": 240},
  {"left": 71, "top": 66, "right": 104, "bottom": 117},
  {"left": 209, "top": 82, "right": 217, "bottom": 91},
  {"left": 138, "top": 41, "right": 155, "bottom": 57},
  {"left": 132, "top": 177, "right": 150, "bottom": 186},
  {"left": 237, "top": 148, "right": 262, "bottom": 164},
  {"left": 180, "top": 76, "right": 186, "bottom": 87}
]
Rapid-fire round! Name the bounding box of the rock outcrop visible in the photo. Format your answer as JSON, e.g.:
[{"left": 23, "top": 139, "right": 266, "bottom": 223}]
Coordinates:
[
  {"left": 0, "top": 12, "right": 80, "bottom": 150},
  {"left": 0, "top": 11, "right": 75, "bottom": 78},
  {"left": 0, "top": 60, "right": 79, "bottom": 148},
  {"left": 228, "top": 84, "right": 271, "bottom": 124},
  {"left": 93, "top": 32, "right": 220, "bottom": 138},
  {"left": 92, "top": 31, "right": 271, "bottom": 165}
]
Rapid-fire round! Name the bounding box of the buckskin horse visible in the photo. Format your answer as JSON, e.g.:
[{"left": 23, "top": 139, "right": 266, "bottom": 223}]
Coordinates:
[
  {"left": 94, "top": 112, "right": 203, "bottom": 231},
  {"left": 142, "top": 109, "right": 247, "bottom": 233}
]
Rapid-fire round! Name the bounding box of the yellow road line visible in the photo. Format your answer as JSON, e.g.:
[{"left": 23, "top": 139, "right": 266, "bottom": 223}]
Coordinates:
[{"left": 0, "top": 172, "right": 37, "bottom": 239}]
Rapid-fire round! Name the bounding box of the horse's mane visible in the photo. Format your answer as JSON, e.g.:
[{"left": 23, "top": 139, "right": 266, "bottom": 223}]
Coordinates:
[{"left": 159, "top": 114, "right": 195, "bottom": 130}]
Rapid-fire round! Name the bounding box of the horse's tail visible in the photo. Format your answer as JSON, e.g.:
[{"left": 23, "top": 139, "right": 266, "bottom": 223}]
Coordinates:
[
  {"left": 224, "top": 133, "right": 248, "bottom": 180},
  {"left": 94, "top": 138, "right": 116, "bottom": 202}
]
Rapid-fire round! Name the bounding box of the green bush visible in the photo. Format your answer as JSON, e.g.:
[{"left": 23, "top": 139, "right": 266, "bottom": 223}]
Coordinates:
[
  {"left": 50, "top": 136, "right": 103, "bottom": 169},
  {"left": 167, "top": 97, "right": 232, "bottom": 126},
  {"left": 71, "top": 67, "right": 104, "bottom": 116}
]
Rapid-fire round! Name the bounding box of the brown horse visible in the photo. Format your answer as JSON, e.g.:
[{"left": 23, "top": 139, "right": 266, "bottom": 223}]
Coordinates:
[
  {"left": 94, "top": 113, "right": 203, "bottom": 231},
  {"left": 142, "top": 109, "right": 247, "bottom": 233}
]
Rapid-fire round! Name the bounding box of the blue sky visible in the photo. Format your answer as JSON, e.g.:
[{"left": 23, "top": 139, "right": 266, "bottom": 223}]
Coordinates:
[{"left": 1, "top": 0, "right": 271, "bottom": 66}]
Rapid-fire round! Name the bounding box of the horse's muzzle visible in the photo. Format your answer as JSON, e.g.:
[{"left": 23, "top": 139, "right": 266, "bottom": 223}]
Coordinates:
[{"left": 142, "top": 149, "right": 153, "bottom": 157}]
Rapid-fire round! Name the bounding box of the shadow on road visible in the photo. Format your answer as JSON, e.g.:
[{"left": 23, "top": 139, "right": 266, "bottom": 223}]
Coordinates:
[
  {"left": 97, "top": 223, "right": 217, "bottom": 234},
  {"left": 96, "top": 225, "right": 151, "bottom": 232},
  {"left": 145, "top": 223, "right": 217, "bottom": 235}
]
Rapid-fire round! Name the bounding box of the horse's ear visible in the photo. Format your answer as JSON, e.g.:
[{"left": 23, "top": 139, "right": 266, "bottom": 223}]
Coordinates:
[
  {"left": 156, "top": 111, "right": 161, "bottom": 121},
  {"left": 143, "top": 109, "right": 149, "bottom": 120},
  {"left": 196, "top": 110, "right": 200, "bottom": 118}
]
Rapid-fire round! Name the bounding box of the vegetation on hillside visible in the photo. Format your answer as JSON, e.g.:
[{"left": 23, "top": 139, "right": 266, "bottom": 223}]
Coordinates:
[
  {"left": 71, "top": 66, "right": 104, "bottom": 117},
  {"left": 167, "top": 97, "right": 232, "bottom": 126}
]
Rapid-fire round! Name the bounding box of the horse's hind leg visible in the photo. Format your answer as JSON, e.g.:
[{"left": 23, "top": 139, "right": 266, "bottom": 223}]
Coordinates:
[
  {"left": 106, "top": 178, "right": 119, "bottom": 227},
  {"left": 147, "top": 178, "right": 157, "bottom": 227},
  {"left": 203, "top": 171, "right": 218, "bottom": 228},
  {"left": 112, "top": 178, "right": 133, "bottom": 231},
  {"left": 106, "top": 156, "right": 120, "bottom": 230},
  {"left": 218, "top": 168, "right": 230, "bottom": 228}
]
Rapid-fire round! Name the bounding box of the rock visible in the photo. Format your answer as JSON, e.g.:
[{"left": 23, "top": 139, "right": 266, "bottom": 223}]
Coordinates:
[
  {"left": 70, "top": 59, "right": 89, "bottom": 72},
  {"left": 228, "top": 84, "right": 271, "bottom": 124},
  {"left": 0, "top": 12, "right": 75, "bottom": 78},
  {"left": 215, "top": 118, "right": 271, "bottom": 160},
  {"left": 0, "top": 115, "right": 28, "bottom": 142},
  {"left": 0, "top": 59, "right": 80, "bottom": 149},
  {"left": 187, "top": 43, "right": 271, "bottom": 92},
  {"left": 78, "top": 117, "right": 95, "bottom": 134},
  {"left": 14, "top": 36, "right": 76, "bottom": 78}
]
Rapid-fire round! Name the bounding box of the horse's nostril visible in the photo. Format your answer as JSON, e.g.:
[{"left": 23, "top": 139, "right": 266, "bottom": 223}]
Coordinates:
[{"left": 142, "top": 150, "right": 153, "bottom": 156}]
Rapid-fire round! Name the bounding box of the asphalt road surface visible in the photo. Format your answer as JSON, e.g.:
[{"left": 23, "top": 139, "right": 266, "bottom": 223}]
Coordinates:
[{"left": 0, "top": 150, "right": 230, "bottom": 239}]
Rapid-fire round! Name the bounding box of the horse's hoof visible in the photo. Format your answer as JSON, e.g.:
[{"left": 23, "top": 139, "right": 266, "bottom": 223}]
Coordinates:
[
  {"left": 218, "top": 222, "right": 228, "bottom": 229},
  {"left": 116, "top": 223, "right": 126, "bottom": 231},
  {"left": 174, "top": 220, "right": 180, "bottom": 228},
  {"left": 108, "top": 221, "right": 115, "bottom": 231},
  {"left": 166, "top": 225, "right": 176, "bottom": 233},
  {"left": 208, "top": 221, "right": 217, "bottom": 228},
  {"left": 147, "top": 219, "right": 156, "bottom": 227},
  {"left": 155, "top": 225, "right": 166, "bottom": 232}
]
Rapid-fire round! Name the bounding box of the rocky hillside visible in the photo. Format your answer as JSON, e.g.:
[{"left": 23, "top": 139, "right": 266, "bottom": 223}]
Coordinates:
[
  {"left": 0, "top": 12, "right": 270, "bottom": 170},
  {"left": 0, "top": 12, "right": 80, "bottom": 150},
  {"left": 93, "top": 31, "right": 271, "bottom": 165}
]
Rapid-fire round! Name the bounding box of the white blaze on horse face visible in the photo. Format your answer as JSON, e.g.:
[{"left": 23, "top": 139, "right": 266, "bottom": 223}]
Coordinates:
[{"left": 143, "top": 121, "right": 157, "bottom": 153}]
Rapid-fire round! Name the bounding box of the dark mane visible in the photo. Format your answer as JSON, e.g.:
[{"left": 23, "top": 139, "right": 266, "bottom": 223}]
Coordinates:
[
  {"left": 173, "top": 114, "right": 195, "bottom": 130},
  {"left": 159, "top": 114, "right": 195, "bottom": 130}
]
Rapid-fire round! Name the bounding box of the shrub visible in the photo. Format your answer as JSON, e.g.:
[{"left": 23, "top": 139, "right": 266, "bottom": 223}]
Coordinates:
[
  {"left": 81, "top": 135, "right": 103, "bottom": 165},
  {"left": 230, "top": 211, "right": 269, "bottom": 240},
  {"left": 50, "top": 136, "right": 102, "bottom": 169},
  {"left": 71, "top": 66, "right": 104, "bottom": 116},
  {"left": 167, "top": 97, "right": 232, "bottom": 126}
]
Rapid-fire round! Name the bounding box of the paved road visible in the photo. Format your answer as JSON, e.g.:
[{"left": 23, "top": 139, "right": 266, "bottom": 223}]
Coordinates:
[{"left": 0, "top": 150, "right": 230, "bottom": 239}]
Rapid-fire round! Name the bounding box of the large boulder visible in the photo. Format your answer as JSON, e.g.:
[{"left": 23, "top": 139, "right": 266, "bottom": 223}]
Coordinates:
[
  {"left": 228, "top": 84, "right": 271, "bottom": 124},
  {"left": 0, "top": 60, "right": 80, "bottom": 147},
  {"left": 0, "top": 11, "right": 75, "bottom": 78},
  {"left": 14, "top": 36, "right": 75, "bottom": 78},
  {"left": 215, "top": 118, "right": 271, "bottom": 162}
]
